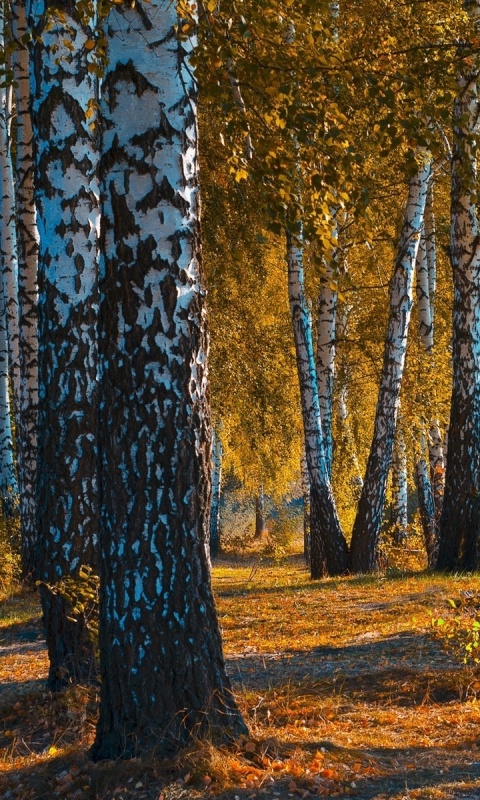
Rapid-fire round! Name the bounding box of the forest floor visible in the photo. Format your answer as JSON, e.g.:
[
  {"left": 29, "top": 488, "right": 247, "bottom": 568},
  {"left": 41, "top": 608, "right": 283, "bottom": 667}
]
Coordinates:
[{"left": 2, "top": 550, "right": 480, "bottom": 799}]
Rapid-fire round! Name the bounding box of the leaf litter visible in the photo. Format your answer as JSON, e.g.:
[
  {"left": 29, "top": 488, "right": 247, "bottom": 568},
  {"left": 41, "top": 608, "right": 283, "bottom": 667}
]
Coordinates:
[{"left": 1, "top": 555, "right": 480, "bottom": 798}]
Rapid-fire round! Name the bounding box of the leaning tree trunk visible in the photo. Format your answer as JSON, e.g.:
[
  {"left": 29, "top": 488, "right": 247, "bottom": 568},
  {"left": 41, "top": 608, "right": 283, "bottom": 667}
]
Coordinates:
[
  {"left": 92, "top": 0, "right": 247, "bottom": 760},
  {"left": 436, "top": 2, "right": 480, "bottom": 571},
  {"left": 29, "top": 1, "right": 100, "bottom": 688},
  {"left": 350, "top": 156, "right": 432, "bottom": 573},
  {"left": 287, "top": 230, "right": 349, "bottom": 578},
  {"left": 11, "top": 0, "right": 39, "bottom": 580}
]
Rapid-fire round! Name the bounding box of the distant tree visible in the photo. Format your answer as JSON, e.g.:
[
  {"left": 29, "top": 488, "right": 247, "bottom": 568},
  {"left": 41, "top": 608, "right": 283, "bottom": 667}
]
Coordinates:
[{"left": 92, "top": 0, "right": 246, "bottom": 759}]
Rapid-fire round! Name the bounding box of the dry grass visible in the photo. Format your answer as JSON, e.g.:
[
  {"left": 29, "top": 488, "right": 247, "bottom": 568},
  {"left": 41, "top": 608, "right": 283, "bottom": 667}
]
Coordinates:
[{"left": 2, "top": 547, "right": 480, "bottom": 799}]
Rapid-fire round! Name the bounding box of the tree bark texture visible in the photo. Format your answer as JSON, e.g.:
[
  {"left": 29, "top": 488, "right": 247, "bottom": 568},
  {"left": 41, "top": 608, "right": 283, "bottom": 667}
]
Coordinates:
[
  {"left": 29, "top": 0, "right": 100, "bottom": 687},
  {"left": 12, "top": 0, "right": 39, "bottom": 580},
  {"left": 92, "top": 1, "right": 247, "bottom": 759},
  {"left": 287, "top": 230, "right": 348, "bottom": 577},
  {"left": 350, "top": 156, "right": 431, "bottom": 573},
  {"left": 436, "top": 3, "right": 480, "bottom": 571}
]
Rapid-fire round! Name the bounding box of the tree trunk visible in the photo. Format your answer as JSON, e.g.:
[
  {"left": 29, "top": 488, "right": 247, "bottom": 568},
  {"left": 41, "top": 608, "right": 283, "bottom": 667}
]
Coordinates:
[
  {"left": 424, "top": 184, "right": 436, "bottom": 328},
  {"left": 255, "top": 485, "right": 266, "bottom": 538},
  {"left": 92, "top": 1, "right": 247, "bottom": 760},
  {"left": 287, "top": 230, "right": 349, "bottom": 578},
  {"left": 0, "top": 285, "right": 17, "bottom": 516},
  {"left": 350, "top": 156, "right": 431, "bottom": 573},
  {"left": 29, "top": 1, "right": 100, "bottom": 688},
  {"left": 436, "top": 2, "right": 480, "bottom": 571},
  {"left": 391, "top": 427, "right": 408, "bottom": 543},
  {"left": 415, "top": 227, "right": 434, "bottom": 352},
  {"left": 300, "top": 449, "right": 311, "bottom": 566},
  {"left": 428, "top": 421, "right": 445, "bottom": 523},
  {"left": 209, "top": 427, "right": 222, "bottom": 558},
  {"left": 415, "top": 457, "right": 437, "bottom": 567},
  {"left": 11, "top": 0, "right": 39, "bottom": 581},
  {"left": 316, "top": 260, "right": 337, "bottom": 478}
]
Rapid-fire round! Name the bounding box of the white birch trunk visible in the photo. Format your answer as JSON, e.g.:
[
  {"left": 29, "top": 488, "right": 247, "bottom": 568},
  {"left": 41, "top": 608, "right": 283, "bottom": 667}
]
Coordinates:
[
  {"left": 316, "top": 259, "right": 337, "bottom": 478},
  {"left": 287, "top": 230, "right": 348, "bottom": 577},
  {"left": 424, "top": 184, "right": 436, "bottom": 328},
  {"left": 391, "top": 428, "right": 408, "bottom": 543},
  {"left": 92, "top": 0, "right": 246, "bottom": 759},
  {"left": 0, "top": 7, "right": 20, "bottom": 409},
  {"left": 350, "top": 155, "right": 432, "bottom": 573},
  {"left": 12, "top": 0, "right": 39, "bottom": 580},
  {"left": 415, "top": 227, "right": 434, "bottom": 352},
  {"left": 0, "top": 284, "right": 18, "bottom": 516},
  {"left": 29, "top": 0, "right": 100, "bottom": 687},
  {"left": 428, "top": 420, "right": 445, "bottom": 522},
  {"left": 436, "top": 0, "right": 480, "bottom": 571}
]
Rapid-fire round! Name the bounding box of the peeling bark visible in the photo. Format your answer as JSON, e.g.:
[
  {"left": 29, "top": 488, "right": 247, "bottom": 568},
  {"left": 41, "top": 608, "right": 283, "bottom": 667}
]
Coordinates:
[{"left": 391, "top": 427, "right": 408, "bottom": 543}]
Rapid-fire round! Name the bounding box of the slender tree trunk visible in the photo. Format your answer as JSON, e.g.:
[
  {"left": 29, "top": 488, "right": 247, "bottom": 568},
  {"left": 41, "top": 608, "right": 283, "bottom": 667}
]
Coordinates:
[
  {"left": 29, "top": 1, "right": 100, "bottom": 688},
  {"left": 0, "top": 285, "right": 17, "bottom": 517},
  {"left": 287, "top": 230, "right": 349, "bottom": 578},
  {"left": 92, "top": 1, "right": 247, "bottom": 759},
  {"left": 0, "top": 26, "right": 20, "bottom": 413},
  {"left": 300, "top": 449, "right": 311, "bottom": 566},
  {"left": 425, "top": 184, "right": 436, "bottom": 328},
  {"left": 415, "top": 227, "right": 434, "bottom": 352},
  {"left": 255, "top": 485, "right": 266, "bottom": 538},
  {"left": 210, "top": 427, "right": 222, "bottom": 558},
  {"left": 415, "top": 457, "right": 437, "bottom": 567},
  {"left": 11, "top": 0, "right": 39, "bottom": 580},
  {"left": 436, "top": 2, "right": 480, "bottom": 571},
  {"left": 316, "top": 259, "right": 337, "bottom": 478},
  {"left": 428, "top": 420, "right": 445, "bottom": 523},
  {"left": 391, "top": 427, "right": 408, "bottom": 543},
  {"left": 350, "top": 156, "right": 432, "bottom": 573}
]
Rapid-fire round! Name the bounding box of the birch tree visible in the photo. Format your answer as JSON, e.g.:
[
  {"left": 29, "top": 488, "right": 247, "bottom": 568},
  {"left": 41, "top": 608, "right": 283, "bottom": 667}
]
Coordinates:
[
  {"left": 92, "top": 0, "right": 246, "bottom": 758},
  {"left": 287, "top": 230, "right": 349, "bottom": 577},
  {"left": 436, "top": 0, "right": 480, "bottom": 571},
  {"left": 29, "top": 0, "right": 100, "bottom": 687},
  {"left": 350, "top": 155, "right": 432, "bottom": 573},
  {"left": 11, "top": 0, "right": 39, "bottom": 580}
]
